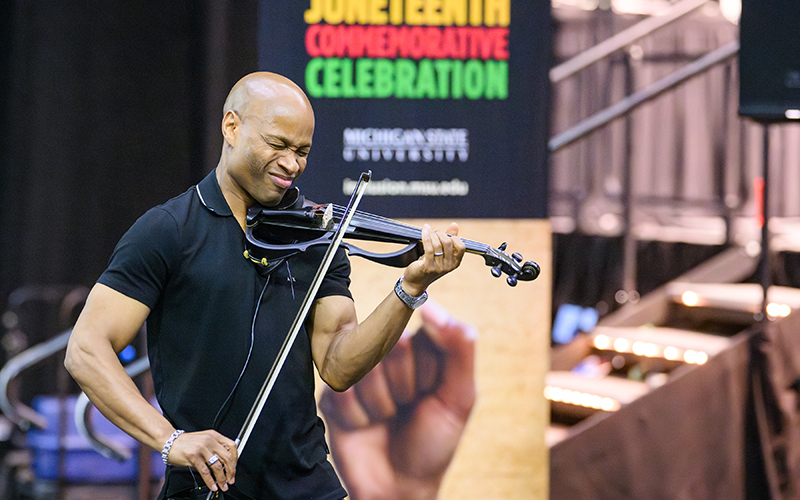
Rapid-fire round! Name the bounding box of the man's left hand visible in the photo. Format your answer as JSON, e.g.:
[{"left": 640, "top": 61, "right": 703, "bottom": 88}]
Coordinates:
[{"left": 400, "top": 223, "right": 465, "bottom": 296}]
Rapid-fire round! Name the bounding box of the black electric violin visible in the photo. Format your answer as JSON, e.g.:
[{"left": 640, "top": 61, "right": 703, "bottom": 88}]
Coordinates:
[{"left": 243, "top": 187, "right": 540, "bottom": 286}]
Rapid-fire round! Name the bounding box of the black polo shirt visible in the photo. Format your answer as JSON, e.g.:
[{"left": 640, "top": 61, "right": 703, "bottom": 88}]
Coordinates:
[{"left": 98, "top": 170, "right": 351, "bottom": 500}]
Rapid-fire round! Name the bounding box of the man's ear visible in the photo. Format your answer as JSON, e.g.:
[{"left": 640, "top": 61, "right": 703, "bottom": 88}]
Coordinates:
[{"left": 221, "top": 110, "right": 238, "bottom": 146}]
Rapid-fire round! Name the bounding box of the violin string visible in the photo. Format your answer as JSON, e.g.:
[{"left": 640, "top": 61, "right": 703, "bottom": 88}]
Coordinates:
[
  {"left": 329, "top": 205, "right": 421, "bottom": 238},
  {"left": 326, "top": 204, "right": 489, "bottom": 253},
  {"left": 328, "top": 204, "right": 413, "bottom": 228}
]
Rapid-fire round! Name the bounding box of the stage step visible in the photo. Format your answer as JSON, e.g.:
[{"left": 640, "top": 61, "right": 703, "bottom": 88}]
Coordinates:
[
  {"left": 666, "top": 281, "right": 800, "bottom": 317},
  {"left": 547, "top": 326, "right": 733, "bottom": 435}
]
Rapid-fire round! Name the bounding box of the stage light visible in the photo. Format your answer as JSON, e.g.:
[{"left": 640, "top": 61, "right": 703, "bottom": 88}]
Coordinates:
[
  {"left": 683, "top": 350, "right": 707, "bottom": 365},
  {"left": 613, "top": 337, "right": 630, "bottom": 352},
  {"left": 785, "top": 110, "right": 800, "bottom": 120},
  {"left": 594, "top": 334, "right": 610, "bottom": 350},
  {"left": 663, "top": 346, "right": 679, "bottom": 361},
  {"left": 600, "top": 398, "right": 619, "bottom": 412},
  {"left": 631, "top": 341, "right": 659, "bottom": 357},
  {"left": 720, "top": 0, "right": 741, "bottom": 25},
  {"left": 589, "top": 328, "right": 718, "bottom": 366},
  {"left": 681, "top": 291, "right": 700, "bottom": 306},
  {"left": 766, "top": 302, "right": 792, "bottom": 318},
  {"left": 544, "top": 385, "right": 622, "bottom": 412}
]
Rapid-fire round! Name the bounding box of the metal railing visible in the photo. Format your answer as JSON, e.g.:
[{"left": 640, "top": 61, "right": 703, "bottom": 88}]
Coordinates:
[
  {"left": 549, "top": 0, "right": 740, "bottom": 299},
  {"left": 550, "top": 0, "right": 712, "bottom": 84},
  {"left": 550, "top": 40, "right": 740, "bottom": 153}
]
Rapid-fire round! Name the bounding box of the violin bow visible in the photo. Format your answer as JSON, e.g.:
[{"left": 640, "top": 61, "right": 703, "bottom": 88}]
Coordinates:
[{"left": 209, "top": 171, "right": 371, "bottom": 498}]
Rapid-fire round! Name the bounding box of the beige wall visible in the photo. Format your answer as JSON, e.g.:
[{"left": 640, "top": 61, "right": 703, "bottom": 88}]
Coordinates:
[{"left": 343, "top": 219, "right": 552, "bottom": 500}]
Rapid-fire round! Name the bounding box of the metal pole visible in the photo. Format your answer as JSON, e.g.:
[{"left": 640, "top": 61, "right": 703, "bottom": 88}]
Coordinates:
[
  {"left": 621, "top": 52, "right": 637, "bottom": 300},
  {"left": 760, "top": 125, "right": 771, "bottom": 319}
]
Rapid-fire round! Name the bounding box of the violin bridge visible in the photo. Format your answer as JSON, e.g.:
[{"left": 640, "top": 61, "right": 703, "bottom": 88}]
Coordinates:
[{"left": 322, "top": 203, "right": 334, "bottom": 230}]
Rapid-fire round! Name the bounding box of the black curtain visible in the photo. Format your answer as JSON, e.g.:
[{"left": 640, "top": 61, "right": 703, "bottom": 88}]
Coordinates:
[{"left": 0, "top": 0, "right": 258, "bottom": 307}]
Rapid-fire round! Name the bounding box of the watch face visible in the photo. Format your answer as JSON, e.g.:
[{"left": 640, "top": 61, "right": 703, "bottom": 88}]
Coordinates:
[
  {"left": 406, "top": 290, "right": 428, "bottom": 309},
  {"left": 395, "top": 279, "right": 427, "bottom": 309}
]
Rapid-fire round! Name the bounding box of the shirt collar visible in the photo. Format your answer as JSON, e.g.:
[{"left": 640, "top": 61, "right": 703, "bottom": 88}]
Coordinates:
[{"left": 195, "top": 169, "right": 233, "bottom": 216}]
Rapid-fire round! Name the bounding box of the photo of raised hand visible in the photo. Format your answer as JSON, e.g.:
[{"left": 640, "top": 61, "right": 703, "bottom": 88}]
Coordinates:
[{"left": 320, "top": 300, "right": 477, "bottom": 500}]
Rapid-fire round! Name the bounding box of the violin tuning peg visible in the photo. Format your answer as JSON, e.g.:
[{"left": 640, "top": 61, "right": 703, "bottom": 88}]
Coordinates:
[
  {"left": 506, "top": 275, "right": 518, "bottom": 287},
  {"left": 512, "top": 252, "right": 523, "bottom": 262},
  {"left": 491, "top": 266, "right": 502, "bottom": 278},
  {"left": 498, "top": 242, "right": 508, "bottom": 251}
]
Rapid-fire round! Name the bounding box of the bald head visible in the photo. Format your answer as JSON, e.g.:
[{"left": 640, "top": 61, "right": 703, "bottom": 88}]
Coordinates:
[
  {"left": 223, "top": 72, "right": 314, "bottom": 124},
  {"left": 216, "top": 72, "right": 316, "bottom": 212}
]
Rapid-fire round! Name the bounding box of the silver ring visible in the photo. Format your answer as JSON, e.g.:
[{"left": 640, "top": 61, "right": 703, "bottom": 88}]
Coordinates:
[
  {"left": 208, "top": 454, "right": 219, "bottom": 466},
  {"left": 434, "top": 252, "right": 444, "bottom": 257}
]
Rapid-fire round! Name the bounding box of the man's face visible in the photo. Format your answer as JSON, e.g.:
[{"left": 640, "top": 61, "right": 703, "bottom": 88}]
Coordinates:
[{"left": 227, "top": 98, "right": 314, "bottom": 207}]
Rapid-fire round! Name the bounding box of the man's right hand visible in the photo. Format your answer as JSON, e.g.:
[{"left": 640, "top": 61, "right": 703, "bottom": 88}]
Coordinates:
[
  {"left": 166, "top": 430, "right": 238, "bottom": 493},
  {"left": 66, "top": 284, "right": 239, "bottom": 493}
]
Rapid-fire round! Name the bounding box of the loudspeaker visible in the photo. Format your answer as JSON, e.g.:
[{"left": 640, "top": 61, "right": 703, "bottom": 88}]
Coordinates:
[{"left": 739, "top": 0, "right": 800, "bottom": 122}]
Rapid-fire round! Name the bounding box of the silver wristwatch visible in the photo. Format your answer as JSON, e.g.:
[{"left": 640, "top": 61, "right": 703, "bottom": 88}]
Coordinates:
[{"left": 394, "top": 277, "right": 428, "bottom": 309}]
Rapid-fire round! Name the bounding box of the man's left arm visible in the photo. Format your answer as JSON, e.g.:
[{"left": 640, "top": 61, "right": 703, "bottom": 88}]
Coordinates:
[{"left": 308, "top": 223, "right": 465, "bottom": 391}]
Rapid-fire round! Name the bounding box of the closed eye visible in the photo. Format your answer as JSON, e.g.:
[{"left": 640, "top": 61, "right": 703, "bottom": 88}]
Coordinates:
[
  {"left": 263, "top": 137, "right": 286, "bottom": 150},
  {"left": 262, "top": 134, "right": 310, "bottom": 157}
]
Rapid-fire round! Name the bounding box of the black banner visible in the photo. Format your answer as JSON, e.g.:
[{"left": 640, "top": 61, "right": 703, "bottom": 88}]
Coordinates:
[{"left": 258, "top": 0, "right": 551, "bottom": 218}]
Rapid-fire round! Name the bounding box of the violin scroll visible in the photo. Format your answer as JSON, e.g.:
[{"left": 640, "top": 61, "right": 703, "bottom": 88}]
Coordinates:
[{"left": 485, "top": 242, "right": 541, "bottom": 286}]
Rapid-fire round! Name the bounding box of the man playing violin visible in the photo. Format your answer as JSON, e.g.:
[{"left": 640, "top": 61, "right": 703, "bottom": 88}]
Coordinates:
[{"left": 64, "top": 72, "right": 465, "bottom": 500}]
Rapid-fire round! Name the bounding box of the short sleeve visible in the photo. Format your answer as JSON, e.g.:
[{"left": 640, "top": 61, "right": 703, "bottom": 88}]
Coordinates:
[
  {"left": 315, "top": 247, "right": 352, "bottom": 300},
  {"left": 97, "top": 207, "right": 182, "bottom": 309}
]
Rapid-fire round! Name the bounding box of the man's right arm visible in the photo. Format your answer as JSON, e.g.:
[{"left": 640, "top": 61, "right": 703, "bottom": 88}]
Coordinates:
[
  {"left": 66, "top": 283, "right": 166, "bottom": 449},
  {"left": 65, "top": 282, "right": 237, "bottom": 493}
]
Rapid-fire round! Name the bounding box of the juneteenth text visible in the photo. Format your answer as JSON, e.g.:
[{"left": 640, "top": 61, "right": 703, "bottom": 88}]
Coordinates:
[{"left": 305, "top": 0, "right": 511, "bottom": 26}]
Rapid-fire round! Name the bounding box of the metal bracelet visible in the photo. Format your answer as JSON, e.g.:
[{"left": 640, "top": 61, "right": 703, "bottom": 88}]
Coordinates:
[{"left": 161, "top": 429, "right": 185, "bottom": 465}]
